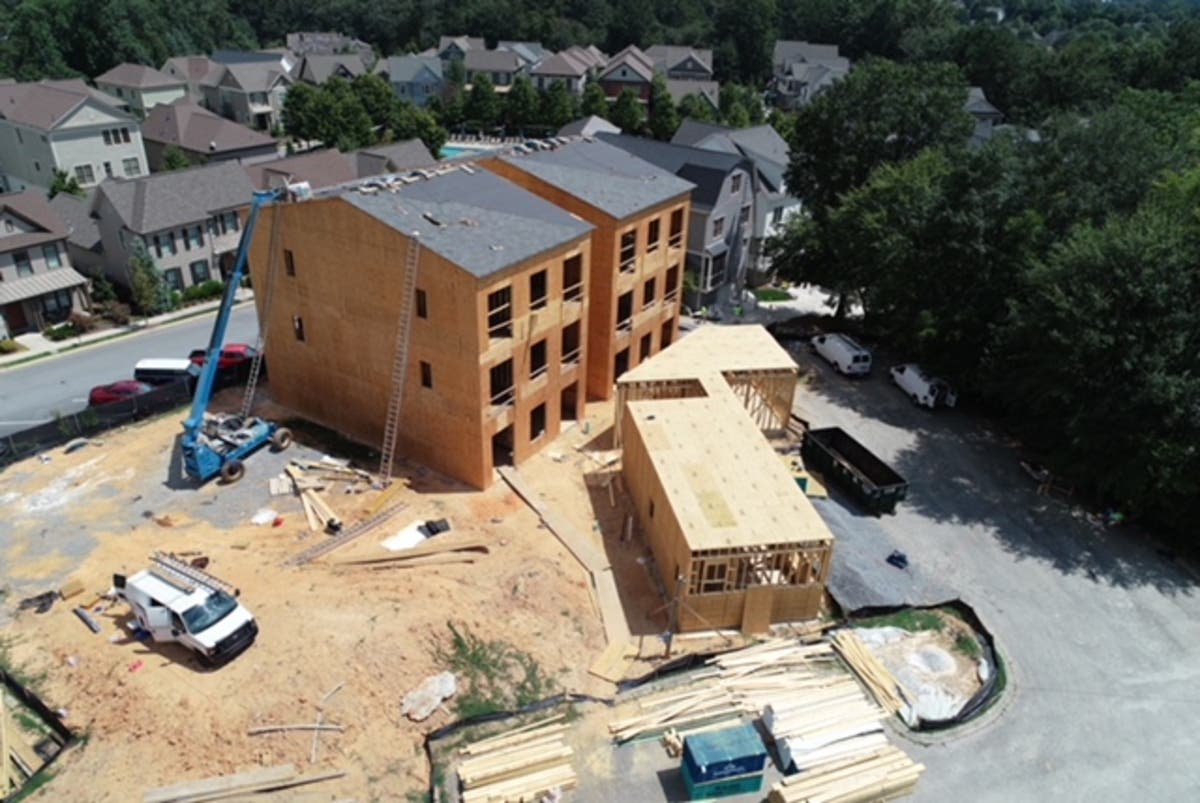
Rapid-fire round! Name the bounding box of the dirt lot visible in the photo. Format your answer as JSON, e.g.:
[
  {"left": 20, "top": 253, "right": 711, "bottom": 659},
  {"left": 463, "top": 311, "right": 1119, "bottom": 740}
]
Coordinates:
[{"left": 0, "top": 402, "right": 611, "bottom": 801}]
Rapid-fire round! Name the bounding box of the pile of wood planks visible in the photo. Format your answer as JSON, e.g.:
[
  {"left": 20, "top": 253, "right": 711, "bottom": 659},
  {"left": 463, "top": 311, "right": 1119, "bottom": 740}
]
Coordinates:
[
  {"left": 830, "top": 630, "right": 911, "bottom": 716},
  {"left": 275, "top": 460, "right": 378, "bottom": 534},
  {"left": 767, "top": 746, "right": 924, "bottom": 803},
  {"left": 334, "top": 537, "right": 490, "bottom": 570},
  {"left": 456, "top": 716, "right": 576, "bottom": 803},
  {"left": 142, "top": 763, "right": 345, "bottom": 802}
]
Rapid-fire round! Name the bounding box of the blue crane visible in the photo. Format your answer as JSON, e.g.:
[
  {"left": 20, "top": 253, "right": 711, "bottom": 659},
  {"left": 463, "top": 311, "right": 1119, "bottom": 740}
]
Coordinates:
[{"left": 181, "top": 189, "right": 292, "bottom": 483}]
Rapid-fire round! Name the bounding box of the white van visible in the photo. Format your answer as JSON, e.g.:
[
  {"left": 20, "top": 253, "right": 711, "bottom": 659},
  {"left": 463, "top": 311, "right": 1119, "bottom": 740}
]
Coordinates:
[
  {"left": 890, "top": 363, "right": 958, "bottom": 409},
  {"left": 134, "top": 358, "right": 201, "bottom": 388},
  {"left": 810, "top": 333, "right": 872, "bottom": 376}
]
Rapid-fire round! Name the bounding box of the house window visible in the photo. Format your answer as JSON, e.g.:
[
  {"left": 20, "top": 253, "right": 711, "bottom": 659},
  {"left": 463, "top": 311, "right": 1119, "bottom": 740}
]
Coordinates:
[
  {"left": 163, "top": 268, "right": 184, "bottom": 292},
  {"left": 669, "top": 208, "right": 684, "bottom": 247},
  {"left": 772, "top": 207, "right": 785, "bottom": 225},
  {"left": 711, "top": 217, "right": 725, "bottom": 239},
  {"left": 121, "top": 128, "right": 131, "bottom": 143},
  {"left": 529, "top": 269, "right": 548, "bottom": 310},
  {"left": 487, "top": 286, "right": 513, "bottom": 339},
  {"left": 489, "top": 358, "right": 514, "bottom": 406},
  {"left": 42, "top": 244, "right": 62, "bottom": 269},
  {"left": 530, "top": 339, "right": 547, "bottom": 380},
  {"left": 643, "top": 277, "right": 656, "bottom": 308},
  {"left": 74, "top": 165, "right": 95, "bottom": 184},
  {"left": 284, "top": 249, "right": 296, "bottom": 276},
  {"left": 661, "top": 318, "right": 674, "bottom": 348},
  {"left": 646, "top": 218, "right": 660, "bottom": 252},
  {"left": 154, "top": 232, "right": 177, "bottom": 257},
  {"left": 639, "top": 332, "right": 652, "bottom": 360},
  {"left": 730, "top": 174, "right": 743, "bottom": 194},
  {"left": 530, "top": 402, "right": 547, "bottom": 441},
  {"left": 420, "top": 360, "right": 433, "bottom": 388},
  {"left": 189, "top": 259, "right": 211, "bottom": 284},
  {"left": 619, "top": 230, "right": 637, "bottom": 272},
  {"left": 41, "top": 289, "right": 73, "bottom": 322},
  {"left": 13, "top": 251, "right": 33, "bottom": 277},
  {"left": 665, "top": 264, "right": 680, "bottom": 301},
  {"left": 123, "top": 158, "right": 141, "bottom": 177},
  {"left": 616, "top": 290, "right": 633, "bottom": 330},
  {"left": 103, "top": 162, "right": 113, "bottom": 178},
  {"left": 739, "top": 205, "right": 751, "bottom": 230},
  {"left": 416, "top": 288, "right": 427, "bottom": 318},
  {"left": 561, "top": 321, "right": 581, "bottom": 365},
  {"left": 562, "top": 254, "right": 583, "bottom": 300},
  {"left": 102, "top": 130, "right": 112, "bottom": 145},
  {"left": 188, "top": 226, "right": 203, "bottom": 249},
  {"left": 225, "top": 212, "right": 239, "bottom": 232},
  {"left": 293, "top": 315, "right": 306, "bottom": 341}
]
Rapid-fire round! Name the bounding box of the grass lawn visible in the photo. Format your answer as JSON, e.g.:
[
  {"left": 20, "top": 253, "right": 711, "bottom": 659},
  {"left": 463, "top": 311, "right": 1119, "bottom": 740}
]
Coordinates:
[{"left": 755, "top": 287, "right": 792, "bottom": 302}]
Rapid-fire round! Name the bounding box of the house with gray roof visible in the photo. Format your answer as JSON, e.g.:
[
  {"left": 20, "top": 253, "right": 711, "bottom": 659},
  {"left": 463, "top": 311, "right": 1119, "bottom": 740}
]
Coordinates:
[
  {"left": 48, "top": 191, "right": 104, "bottom": 277},
  {"left": 379, "top": 55, "right": 444, "bottom": 107},
  {"left": 286, "top": 32, "right": 375, "bottom": 68},
  {"left": 769, "top": 40, "right": 850, "bottom": 109},
  {"left": 0, "top": 79, "right": 148, "bottom": 192},
  {"left": 530, "top": 51, "right": 591, "bottom": 94},
  {"left": 243, "top": 149, "right": 359, "bottom": 191},
  {"left": 497, "top": 42, "right": 548, "bottom": 67},
  {"left": 645, "top": 46, "right": 714, "bottom": 81},
  {"left": 141, "top": 99, "right": 278, "bottom": 169},
  {"left": 295, "top": 54, "right": 368, "bottom": 85},
  {"left": 161, "top": 56, "right": 221, "bottom": 104},
  {"left": 599, "top": 46, "right": 656, "bottom": 100},
  {"left": 438, "top": 36, "right": 486, "bottom": 63},
  {"left": 0, "top": 189, "right": 91, "bottom": 337},
  {"left": 557, "top": 115, "right": 620, "bottom": 138},
  {"left": 599, "top": 132, "right": 755, "bottom": 309},
  {"left": 94, "top": 63, "right": 187, "bottom": 118},
  {"left": 200, "top": 58, "right": 293, "bottom": 131},
  {"left": 91, "top": 160, "right": 254, "bottom": 292},
  {"left": 465, "top": 49, "right": 527, "bottom": 88},
  {"left": 966, "top": 86, "right": 1004, "bottom": 146},
  {"left": 353, "top": 140, "right": 437, "bottom": 177},
  {"left": 666, "top": 79, "right": 719, "bottom": 112}
]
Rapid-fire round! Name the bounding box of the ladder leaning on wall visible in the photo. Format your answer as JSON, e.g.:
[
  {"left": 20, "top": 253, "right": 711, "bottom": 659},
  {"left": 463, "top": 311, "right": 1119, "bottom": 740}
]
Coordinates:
[{"left": 378, "top": 232, "right": 421, "bottom": 481}]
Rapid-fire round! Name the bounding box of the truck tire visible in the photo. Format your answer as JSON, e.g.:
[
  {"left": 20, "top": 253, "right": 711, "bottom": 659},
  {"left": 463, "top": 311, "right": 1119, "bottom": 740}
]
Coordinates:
[
  {"left": 220, "top": 459, "right": 245, "bottom": 484},
  {"left": 270, "top": 427, "right": 294, "bottom": 451}
]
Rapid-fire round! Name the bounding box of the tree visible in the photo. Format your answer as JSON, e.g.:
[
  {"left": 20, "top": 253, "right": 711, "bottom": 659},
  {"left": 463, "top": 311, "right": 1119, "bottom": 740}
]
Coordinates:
[
  {"left": 351, "top": 73, "right": 400, "bottom": 132},
  {"left": 581, "top": 80, "right": 609, "bottom": 119},
  {"left": 49, "top": 170, "right": 83, "bottom": 198},
  {"left": 282, "top": 82, "right": 320, "bottom": 141},
  {"left": 392, "top": 103, "right": 449, "bottom": 156},
  {"left": 720, "top": 83, "right": 765, "bottom": 125},
  {"left": 714, "top": 0, "right": 775, "bottom": 83},
  {"left": 504, "top": 75, "right": 540, "bottom": 134},
  {"left": 648, "top": 74, "right": 680, "bottom": 140},
  {"left": 161, "top": 145, "right": 193, "bottom": 172},
  {"left": 723, "top": 101, "right": 751, "bottom": 128},
  {"left": 315, "top": 78, "right": 374, "bottom": 150},
  {"left": 540, "top": 80, "right": 580, "bottom": 129},
  {"left": 128, "top": 241, "right": 169, "bottom": 316},
  {"left": 677, "top": 94, "right": 717, "bottom": 123},
  {"left": 609, "top": 88, "right": 646, "bottom": 133},
  {"left": 465, "top": 74, "right": 501, "bottom": 128}
]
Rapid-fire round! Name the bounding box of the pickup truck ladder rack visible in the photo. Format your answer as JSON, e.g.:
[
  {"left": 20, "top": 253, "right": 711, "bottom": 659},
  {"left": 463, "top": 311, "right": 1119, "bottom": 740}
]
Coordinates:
[
  {"left": 378, "top": 234, "right": 421, "bottom": 481},
  {"left": 150, "top": 551, "right": 240, "bottom": 597}
]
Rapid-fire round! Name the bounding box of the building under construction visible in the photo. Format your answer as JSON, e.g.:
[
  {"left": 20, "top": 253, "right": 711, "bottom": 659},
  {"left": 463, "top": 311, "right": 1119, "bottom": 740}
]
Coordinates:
[{"left": 617, "top": 325, "right": 834, "bottom": 633}]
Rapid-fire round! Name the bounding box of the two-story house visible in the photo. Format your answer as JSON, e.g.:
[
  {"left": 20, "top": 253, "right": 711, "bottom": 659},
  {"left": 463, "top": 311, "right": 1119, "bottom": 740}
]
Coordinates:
[
  {"left": 294, "top": 54, "right": 368, "bottom": 85},
  {"left": 645, "top": 46, "right": 713, "bottom": 81},
  {"left": 599, "top": 133, "right": 754, "bottom": 311},
  {"left": 464, "top": 49, "right": 526, "bottom": 88},
  {"left": 0, "top": 190, "right": 91, "bottom": 338},
  {"left": 91, "top": 161, "right": 254, "bottom": 292},
  {"left": 200, "top": 56, "right": 293, "bottom": 131},
  {"left": 0, "top": 80, "right": 148, "bottom": 192},
  {"left": 530, "top": 51, "right": 591, "bottom": 94},
  {"left": 438, "top": 36, "right": 486, "bottom": 63},
  {"left": 161, "top": 56, "right": 221, "bottom": 104},
  {"left": 141, "top": 99, "right": 279, "bottom": 170},
  {"left": 769, "top": 40, "right": 850, "bottom": 110},
  {"left": 497, "top": 42, "right": 548, "bottom": 68},
  {"left": 247, "top": 166, "right": 595, "bottom": 489},
  {"left": 287, "top": 32, "right": 375, "bottom": 69},
  {"left": 483, "top": 139, "right": 694, "bottom": 399},
  {"left": 94, "top": 63, "right": 187, "bottom": 118},
  {"left": 379, "top": 55, "right": 444, "bottom": 107},
  {"left": 599, "top": 46, "right": 656, "bottom": 101}
]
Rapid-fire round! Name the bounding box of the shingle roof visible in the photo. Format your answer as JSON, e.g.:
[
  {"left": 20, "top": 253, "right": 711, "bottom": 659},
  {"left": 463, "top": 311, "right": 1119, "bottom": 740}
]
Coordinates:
[
  {"left": 531, "top": 52, "right": 589, "bottom": 78},
  {"left": 354, "top": 140, "right": 437, "bottom": 177},
  {"left": 243, "top": 149, "right": 358, "bottom": 191},
  {"left": 557, "top": 115, "right": 620, "bottom": 137},
  {"left": 142, "top": 99, "right": 276, "bottom": 154},
  {"left": 342, "top": 168, "right": 593, "bottom": 279},
  {"left": 465, "top": 49, "right": 525, "bottom": 74},
  {"left": 966, "top": 86, "right": 1002, "bottom": 117},
  {"left": 0, "top": 80, "right": 129, "bottom": 131},
  {"left": 439, "top": 36, "right": 486, "bottom": 54},
  {"left": 48, "top": 192, "right": 101, "bottom": 251},
  {"left": 0, "top": 267, "right": 88, "bottom": 305},
  {"left": 95, "top": 63, "right": 184, "bottom": 89},
  {"left": 601, "top": 46, "right": 655, "bottom": 83},
  {"left": 665, "top": 79, "right": 719, "bottom": 108},
  {"left": 645, "top": 45, "right": 713, "bottom": 73},
  {"left": 672, "top": 119, "right": 791, "bottom": 192},
  {"left": 497, "top": 41, "right": 548, "bottom": 65},
  {"left": 773, "top": 40, "right": 842, "bottom": 68},
  {"left": 96, "top": 161, "right": 253, "bottom": 234},
  {"left": 670, "top": 118, "right": 733, "bottom": 148},
  {"left": 162, "top": 56, "right": 219, "bottom": 84},
  {"left": 213, "top": 63, "right": 291, "bottom": 92},
  {"left": 299, "top": 54, "right": 367, "bottom": 84},
  {"left": 597, "top": 133, "right": 749, "bottom": 207},
  {"left": 0, "top": 189, "right": 69, "bottom": 251},
  {"left": 385, "top": 55, "right": 443, "bottom": 83},
  {"left": 562, "top": 45, "right": 608, "bottom": 70},
  {"left": 494, "top": 138, "right": 694, "bottom": 220}
]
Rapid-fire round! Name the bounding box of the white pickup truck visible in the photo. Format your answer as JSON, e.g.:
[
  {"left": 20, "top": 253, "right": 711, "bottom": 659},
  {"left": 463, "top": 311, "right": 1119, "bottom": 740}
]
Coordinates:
[{"left": 112, "top": 552, "right": 258, "bottom": 666}]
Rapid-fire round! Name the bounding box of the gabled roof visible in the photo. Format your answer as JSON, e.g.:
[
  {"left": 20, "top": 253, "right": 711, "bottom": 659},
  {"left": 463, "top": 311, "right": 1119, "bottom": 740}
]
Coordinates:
[
  {"left": 209, "top": 63, "right": 292, "bottom": 93},
  {"left": 163, "top": 56, "right": 219, "bottom": 84},
  {"left": 243, "top": 149, "right": 358, "bottom": 191},
  {"left": 601, "top": 46, "right": 655, "bottom": 83},
  {"left": 95, "top": 161, "right": 254, "bottom": 234},
  {"left": 645, "top": 45, "right": 713, "bottom": 74},
  {"left": 48, "top": 191, "right": 101, "bottom": 251},
  {"left": 665, "top": 79, "right": 719, "bottom": 108},
  {"left": 672, "top": 119, "right": 791, "bottom": 192},
  {"left": 464, "top": 49, "right": 524, "bottom": 74},
  {"left": 965, "top": 86, "right": 1003, "bottom": 118},
  {"left": 560, "top": 45, "right": 608, "bottom": 71},
  {"left": 671, "top": 118, "right": 733, "bottom": 147},
  {"left": 342, "top": 168, "right": 593, "bottom": 279},
  {"left": 597, "top": 133, "right": 749, "bottom": 207},
  {"left": 0, "top": 80, "right": 131, "bottom": 132},
  {"left": 557, "top": 115, "right": 620, "bottom": 137},
  {"left": 212, "top": 50, "right": 286, "bottom": 66},
  {"left": 384, "top": 55, "right": 443, "bottom": 83},
  {"left": 773, "top": 40, "right": 841, "bottom": 68},
  {"left": 531, "top": 51, "right": 589, "bottom": 78},
  {"left": 438, "top": 36, "right": 486, "bottom": 54},
  {"left": 298, "top": 54, "right": 367, "bottom": 84},
  {"left": 354, "top": 139, "right": 437, "bottom": 177},
  {"left": 498, "top": 41, "right": 548, "bottom": 66},
  {"left": 0, "top": 189, "right": 69, "bottom": 251},
  {"left": 141, "top": 99, "right": 277, "bottom": 154},
  {"left": 95, "top": 63, "right": 185, "bottom": 90},
  {"left": 492, "top": 138, "right": 694, "bottom": 220}
]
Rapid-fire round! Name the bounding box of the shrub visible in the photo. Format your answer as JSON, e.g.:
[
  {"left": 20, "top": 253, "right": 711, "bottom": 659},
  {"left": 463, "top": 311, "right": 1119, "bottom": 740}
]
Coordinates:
[
  {"left": 0, "top": 338, "right": 26, "bottom": 354},
  {"left": 169, "top": 290, "right": 182, "bottom": 310},
  {"left": 181, "top": 280, "right": 225, "bottom": 303},
  {"left": 43, "top": 323, "right": 78, "bottom": 341},
  {"left": 68, "top": 311, "right": 97, "bottom": 333},
  {"left": 99, "top": 301, "right": 132, "bottom": 326},
  {"left": 90, "top": 275, "right": 117, "bottom": 303}
]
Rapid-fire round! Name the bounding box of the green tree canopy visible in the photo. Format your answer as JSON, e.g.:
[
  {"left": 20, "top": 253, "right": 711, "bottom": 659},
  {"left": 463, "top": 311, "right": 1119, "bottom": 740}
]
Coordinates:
[
  {"left": 609, "top": 88, "right": 646, "bottom": 133},
  {"left": 648, "top": 74, "right": 680, "bottom": 140},
  {"left": 161, "top": 145, "right": 193, "bottom": 172},
  {"left": 504, "top": 74, "right": 540, "bottom": 133},
  {"left": 540, "top": 80, "right": 581, "bottom": 129},
  {"left": 677, "top": 94, "right": 717, "bottom": 123},
  {"left": 129, "top": 241, "right": 169, "bottom": 316},
  {"left": 581, "top": 80, "right": 609, "bottom": 119},
  {"left": 465, "top": 74, "right": 501, "bottom": 128},
  {"left": 282, "top": 82, "right": 320, "bottom": 141},
  {"left": 48, "top": 169, "right": 83, "bottom": 198}
]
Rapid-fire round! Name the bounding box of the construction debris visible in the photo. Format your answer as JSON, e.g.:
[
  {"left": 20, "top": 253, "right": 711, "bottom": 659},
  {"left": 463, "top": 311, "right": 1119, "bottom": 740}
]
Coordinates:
[
  {"left": 457, "top": 717, "right": 576, "bottom": 803},
  {"left": 831, "top": 630, "right": 912, "bottom": 716},
  {"left": 73, "top": 607, "right": 102, "bottom": 634},
  {"left": 335, "top": 537, "right": 489, "bottom": 569},
  {"left": 247, "top": 723, "right": 345, "bottom": 736},
  {"left": 767, "top": 746, "right": 925, "bottom": 803},
  {"left": 142, "top": 764, "right": 345, "bottom": 803},
  {"left": 401, "top": 672, "right": 456, "bottom": 722}
]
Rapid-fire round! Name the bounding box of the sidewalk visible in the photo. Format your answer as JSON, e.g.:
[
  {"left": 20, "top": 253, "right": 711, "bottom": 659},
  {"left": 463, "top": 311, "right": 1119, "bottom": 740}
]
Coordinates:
[{"left": 0, "top": 289, "right": 255, "bottom": 370}]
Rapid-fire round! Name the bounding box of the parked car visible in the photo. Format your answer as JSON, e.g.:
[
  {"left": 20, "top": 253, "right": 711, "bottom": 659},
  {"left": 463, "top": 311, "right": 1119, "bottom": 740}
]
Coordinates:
[
  {"left": 188, "top": 343, "right": 261, "bottom": 373},
  {"left": 810, "top": 333, "right": 872, "bottom": 376},
  {"left": 88, "top": 380, "right": 153, "bottom": 407},
  {"left": 134, "top": 358, "right": 202, "bottom": 389},
  {"left": 890, "top": 363, "right": 958, "bottom": 409}
]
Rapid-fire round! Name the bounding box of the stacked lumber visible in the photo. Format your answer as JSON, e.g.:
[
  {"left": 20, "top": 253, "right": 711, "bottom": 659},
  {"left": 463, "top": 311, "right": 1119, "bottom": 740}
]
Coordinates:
[
  {"left": 279, "top": 460, "right": 376, "bottom": 534},
  {"left": 457, "top": 717, "right": 576, "bottom": 803},
  {"left": 142, "top": 764, "right": 345, "bottom": 802},
  {"left": 334, "top": 537, "right": 490, "bottom": 569},
  {"left": 767, "top": 746, "right": 924, "bottom": 803},
  {"left": 830, "top": 630, "right": 911, "bottom": 716}
]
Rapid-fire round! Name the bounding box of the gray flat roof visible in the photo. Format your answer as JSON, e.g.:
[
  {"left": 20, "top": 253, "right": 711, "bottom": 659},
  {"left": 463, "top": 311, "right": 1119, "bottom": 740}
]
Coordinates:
[
  {"left": 343, "top": 168, "right": 593, "bottom": 279},
  {"left": 495, "top": 139, "right": 694, "bottom": 220}
]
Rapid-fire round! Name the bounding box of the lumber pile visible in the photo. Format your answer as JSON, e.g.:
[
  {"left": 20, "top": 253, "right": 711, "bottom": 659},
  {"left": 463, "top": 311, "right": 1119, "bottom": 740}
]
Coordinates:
[
  {"left": 278, "top": 460, "right": 377, "bottom": 534},
  {"left": 334, "top": 537, "right": 490, "bottom": 569},
  {"left": 143, "top": 764, "right": 345, "bottom": 802},
  {"left": 830, "top": 630, "right": 911, "bottom": 716},
  {"left": 767, "top": 746, "right": 924, "bottom": 803},
  {"left": 456, "top": 717, "right": 576, "bottom": 803}
]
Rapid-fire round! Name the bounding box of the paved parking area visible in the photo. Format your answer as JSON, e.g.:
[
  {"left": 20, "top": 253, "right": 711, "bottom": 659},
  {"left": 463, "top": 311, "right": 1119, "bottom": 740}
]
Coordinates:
[{"left": 790, "top": 347, "right": 1200, "bottom": 802}]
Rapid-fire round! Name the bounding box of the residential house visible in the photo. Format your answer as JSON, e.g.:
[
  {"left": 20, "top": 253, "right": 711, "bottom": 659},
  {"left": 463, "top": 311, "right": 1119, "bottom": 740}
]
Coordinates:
[
  {"left": 673, "top": 119, "right": 801, "bottom": 280},
  {"left": 0, "top": 80, "right": 147, "bottom": 192},
  {"left": 599, "top": 133, "right": 754, "bottom": 310},
  {"left": 247, "top": 167, "right": 595, "bottom": 489},
  {"left": 497, "top": 42, "right": 548, "bottom": 68},
  {"left": 484, "top": 139, "right": 694, "bottom": 400},
  {"left": 141, "top": 99, "right": 278, "bottom": 170},
  {"left": 91, "top": 160, "right": 254, "bottom": 292},
  {"left": 966, "top": 86, "right": 1004, "bottom": 147},
  {"left": 379, "top": 55, "right": 444, "bottom": 107},
  {"left": 464, "top": 49, "right": 526, "bottom": 89},
  {"left": 48, "top": 191, "right": 104, "bottom": 277},
  {"left": 557, "top": 116, "right": 620, "bottom": 138},
  {"left": 665, "top": 79, "right": 720, "bottom": 113},
  {"left": 161, "top": 56, "right": 220, "bottom": 104},
  {"left": 94, "top": 63, "right": 187, "bottom": 118},
  {"left": 530, "top": 51, "right": 590, "bottom": 94},
  {"left": 769, "top": 41, "right": 849, "bottom": 109},
  {"left": 295, "top": 54, "right": 368, "bottom": 85},
  {"left": 212, "top": 50, "right": 297, "bottom": 75},
  {"left": 438, "top": 36, "right": 486, "bottom": 63},
  {"left": 599, "top": 46, "right": 655, "bottom": 100},
  {"left": 352, "top": 140, "right": 436, "bottom": 177},
  {"left": 645, "top": 46, "right": 713, "bottom": 81},
  {"left": 286, "top": 32, "right": 375, "bottom": 69},
  {"left": 0, "top": 190, "right": 91, "bottom": 337},
  {"left": 243, "top": 140, "right": 436, "bottom": 191},
  {"left": 200, "top": 61, "right": 293, "bottom": 131}
]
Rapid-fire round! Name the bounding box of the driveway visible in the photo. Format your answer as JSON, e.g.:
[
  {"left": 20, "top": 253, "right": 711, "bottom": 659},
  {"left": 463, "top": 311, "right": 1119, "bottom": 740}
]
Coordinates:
[{"left": 790, "top": 349, "right": 1200, "bottom": 803}]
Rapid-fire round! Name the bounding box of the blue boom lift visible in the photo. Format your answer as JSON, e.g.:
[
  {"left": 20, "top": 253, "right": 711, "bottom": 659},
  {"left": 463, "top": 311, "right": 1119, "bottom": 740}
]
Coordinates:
[{"left": 181, "top": 189, "right": 292, "bottom": 483}]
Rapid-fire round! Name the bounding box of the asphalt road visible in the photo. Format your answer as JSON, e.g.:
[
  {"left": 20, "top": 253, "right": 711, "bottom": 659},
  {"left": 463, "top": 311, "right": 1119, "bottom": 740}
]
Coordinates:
[
  {"left": 0, "top": 304, "right": 259, "bottom": 437},
  {"left": 789, "top": 346, "right": 1200, "bottom": 803}
]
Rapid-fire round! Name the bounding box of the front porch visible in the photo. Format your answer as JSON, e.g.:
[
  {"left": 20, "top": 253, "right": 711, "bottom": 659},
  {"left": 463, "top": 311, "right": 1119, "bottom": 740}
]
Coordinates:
[{"left": 0, "top": 269, "right": 90, "bottom": 337}]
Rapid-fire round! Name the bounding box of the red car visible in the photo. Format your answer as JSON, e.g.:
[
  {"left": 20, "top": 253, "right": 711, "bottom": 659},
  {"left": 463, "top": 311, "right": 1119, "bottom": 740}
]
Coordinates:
[
  {"left": 88, "top": 380, "right": 153, "bottom": 407},
  {"left": 188, "top": 343, "right": 260, "bottom": 371}
]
